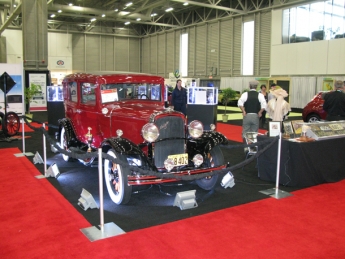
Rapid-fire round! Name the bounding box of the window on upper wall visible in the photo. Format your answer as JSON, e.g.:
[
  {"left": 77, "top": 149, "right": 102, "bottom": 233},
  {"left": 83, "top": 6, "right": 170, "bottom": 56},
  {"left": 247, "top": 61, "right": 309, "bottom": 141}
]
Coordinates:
[
  {"left": 180, "top": 33, "right": 188, "bottom": 77},
  {"left": 242, "top": 21, "right": 255, "bottom": 76},
  {"left": 282, "top": 0, "right": 345, "bottom": 44}
]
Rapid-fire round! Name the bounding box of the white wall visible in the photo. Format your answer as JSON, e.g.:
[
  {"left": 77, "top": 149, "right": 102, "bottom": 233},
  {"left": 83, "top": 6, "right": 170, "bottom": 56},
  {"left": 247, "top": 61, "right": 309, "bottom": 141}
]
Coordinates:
[
  {"left": 271, "top": 9, "right": 345, "bottom": 76},
  {"left": 3, "top": 30, "right": 23, "bottom": 64},
  {"left": 48, "top": 32, "right": 72, "bottom": 71},
  {"left": 2, "top": 30, "right": 72, "bottom": 74}
]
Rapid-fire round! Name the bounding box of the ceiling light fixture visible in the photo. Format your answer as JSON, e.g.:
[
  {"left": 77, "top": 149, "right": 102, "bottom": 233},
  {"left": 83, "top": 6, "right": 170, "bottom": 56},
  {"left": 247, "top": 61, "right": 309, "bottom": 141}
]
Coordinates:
[
  {"left": 50, "top": 14, "right": 56, "bottom": 18},
  {"left": 58, "top": 10, "right": 62, "bottom": 13},
  {"left": 119, "top": 11, "right": 130, "bottom": 16},
  {"left": 183, "top": 2, "right": 189, "bottom": 6},
  {"left": 90, "top": 18, "right": 96, "bottom": 22},
  {"left": 151, "top": 13, "right": 157, "bottom": 17},
  {"left": 114, "top": 9, "right": 119, "bottom": 12},
  {"left": 165, "top": 7, "right": 173, "bottom": 12},
  {"left": 125, "top": 2, "right": 133, "bottom": 7},
  {"left": 69, "top": 3, "right": 73, "bottom": 6},
  {"left": 136, "top": 18, "right": 141, "bottom": 21},
  {"left": 124, "top": 21, "right": 131, "bottom": 25},
  {"left": 102, "top": 14, "right": 106, "bottom": 17}
]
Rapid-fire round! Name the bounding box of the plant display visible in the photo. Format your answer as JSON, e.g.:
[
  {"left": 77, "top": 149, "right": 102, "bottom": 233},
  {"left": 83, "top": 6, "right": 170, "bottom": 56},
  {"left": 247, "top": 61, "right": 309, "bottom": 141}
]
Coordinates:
[
  {"left": 221, "top": 87, "right": 238, "bottom": 115},
  {"left": 24, "top": 83, "right": 42, "bottom": 114}
]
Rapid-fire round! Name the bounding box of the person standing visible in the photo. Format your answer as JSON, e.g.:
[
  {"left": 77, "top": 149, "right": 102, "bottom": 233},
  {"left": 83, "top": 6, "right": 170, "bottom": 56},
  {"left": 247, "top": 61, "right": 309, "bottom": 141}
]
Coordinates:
[
  {"left": 265, "top": 88, "right": 291, "bottom": 132},
  {"left": 268, "top": 83, "right": 277, "bottom": 102},
  {"left": 259, "top": 84, "right": 268, "bottom": 128},
  {"left": 238, "top": 81, "right": 267, "bottom": 142},
  {"left": 172, "top": 79, "right": 187, "bottom": 115},
  {"left": 323, "top": 80, "right": 345, "bottom": 121}
]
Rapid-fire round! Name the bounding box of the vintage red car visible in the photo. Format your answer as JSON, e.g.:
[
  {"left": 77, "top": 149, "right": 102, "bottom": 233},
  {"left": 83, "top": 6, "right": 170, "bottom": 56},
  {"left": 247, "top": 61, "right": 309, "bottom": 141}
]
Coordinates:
[
  {"left": 59, "top": 72, "right": 228, "bottom": 204},
  {"left": 302, "top": 91, "right": 329, "bottom": 122}
]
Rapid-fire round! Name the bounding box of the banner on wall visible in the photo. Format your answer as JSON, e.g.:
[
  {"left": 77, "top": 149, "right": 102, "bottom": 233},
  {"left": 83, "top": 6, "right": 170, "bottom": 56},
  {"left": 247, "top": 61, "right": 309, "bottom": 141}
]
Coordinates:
[{"left": 0, "top": 63, "right": 24, "bottom": 115}]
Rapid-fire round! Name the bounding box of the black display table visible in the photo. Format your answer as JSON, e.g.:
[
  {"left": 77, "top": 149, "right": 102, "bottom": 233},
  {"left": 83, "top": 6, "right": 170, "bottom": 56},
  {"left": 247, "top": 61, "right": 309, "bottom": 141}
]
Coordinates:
[
  {"left": 257, "top": 135, "right": 345, "bottom": 187},
  {"left": 187, "top": 104, "right": 217, "bottom": 131}
]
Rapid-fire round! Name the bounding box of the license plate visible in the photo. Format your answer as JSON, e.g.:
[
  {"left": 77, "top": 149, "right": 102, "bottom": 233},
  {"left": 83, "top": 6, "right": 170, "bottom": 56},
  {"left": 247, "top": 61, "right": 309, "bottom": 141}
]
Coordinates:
[{"left": 168, "top": 153, "right": 188, "bottom": 166}]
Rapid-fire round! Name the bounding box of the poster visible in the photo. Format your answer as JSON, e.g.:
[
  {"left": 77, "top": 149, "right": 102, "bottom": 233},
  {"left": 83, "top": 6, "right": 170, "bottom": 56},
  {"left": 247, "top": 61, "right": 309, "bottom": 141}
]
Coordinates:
[
  {"left": 0, "top": 63, "right": 24, "bottom": 115},
  {"left": 29, "top": 73, "right": 47, "bottom": 111}
]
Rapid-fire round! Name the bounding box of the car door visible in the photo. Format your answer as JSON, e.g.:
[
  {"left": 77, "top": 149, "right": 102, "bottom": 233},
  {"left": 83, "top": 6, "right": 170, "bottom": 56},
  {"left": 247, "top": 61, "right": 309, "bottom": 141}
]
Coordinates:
[{"left": 75, "top": 82, "right": 99, "bottom": 145}]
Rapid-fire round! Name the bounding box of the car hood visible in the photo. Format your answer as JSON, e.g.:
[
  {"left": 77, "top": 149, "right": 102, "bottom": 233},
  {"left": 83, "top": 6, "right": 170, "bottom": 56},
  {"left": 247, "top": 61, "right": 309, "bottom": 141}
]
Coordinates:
[{"left": 104, "top": 101, "right": 175, "bottom": 121}]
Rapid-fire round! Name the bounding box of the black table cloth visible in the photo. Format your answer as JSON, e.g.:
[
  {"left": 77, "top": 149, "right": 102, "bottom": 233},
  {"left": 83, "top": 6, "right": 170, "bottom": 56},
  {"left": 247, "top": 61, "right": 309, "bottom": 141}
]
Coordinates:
[{"left": 257, "top": 135, "right": 345, "bottom": 187}]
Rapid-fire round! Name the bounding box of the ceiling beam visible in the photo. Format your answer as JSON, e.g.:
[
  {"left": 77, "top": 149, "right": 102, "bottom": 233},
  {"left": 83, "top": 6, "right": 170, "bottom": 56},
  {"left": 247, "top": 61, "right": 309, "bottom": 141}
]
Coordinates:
[
  {"left": 170, "top": 0, "right": 246, "bottom": 14},
  {"left": 0, "top": 1, "right": 21, "bottom": 35}
]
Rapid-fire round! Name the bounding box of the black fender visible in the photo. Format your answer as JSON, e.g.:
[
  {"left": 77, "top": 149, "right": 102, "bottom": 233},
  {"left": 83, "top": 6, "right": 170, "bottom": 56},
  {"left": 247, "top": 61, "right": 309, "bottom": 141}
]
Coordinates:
[
  {"left": 187, "top": 131, "right": 228, "bottom": 158},
  {"left": 102, "top": 137, "right": 156, "bottom": 170},
  {"left": 58, "top": 118, "right": 77, "bottom": 146}
]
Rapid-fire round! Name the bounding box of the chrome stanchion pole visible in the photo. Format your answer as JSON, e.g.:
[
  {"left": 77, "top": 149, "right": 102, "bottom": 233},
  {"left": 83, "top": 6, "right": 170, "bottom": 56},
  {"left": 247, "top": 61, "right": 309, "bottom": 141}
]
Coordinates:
[
  {"left": 275, "top": 132, "right": 282, "bottom": 192},
  {"left": 259, "top": 133, "right": 292, "bottom": 199},
  {"left": 98, "top": 148, "right": 104, "bottom": 231},
  {"left": 15, "top": 116, "right": 33, "bottom": 157},
  {"left": 80, "top": 149, "right": 125, "bottom": 241},
  {"left": 43, "top": 123, "right": 47, "bottom": 175},
  {"left": 21, "top": 117, "right": 25, "bottom": 154},
  {"left": 270, "top": 132, "right": 292, "bottom": 199}
]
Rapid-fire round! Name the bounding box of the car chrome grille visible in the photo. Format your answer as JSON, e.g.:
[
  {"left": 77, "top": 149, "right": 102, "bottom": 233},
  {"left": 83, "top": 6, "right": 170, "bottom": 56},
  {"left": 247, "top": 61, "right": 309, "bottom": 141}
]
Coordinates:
[{"left": 154, "top": 116, "right": 185, "bottom": 168}]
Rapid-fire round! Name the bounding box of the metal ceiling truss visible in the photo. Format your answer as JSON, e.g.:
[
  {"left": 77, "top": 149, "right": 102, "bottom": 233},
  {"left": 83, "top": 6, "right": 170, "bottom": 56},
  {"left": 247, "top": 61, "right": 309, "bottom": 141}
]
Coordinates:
[{"left": 0, "top": 0, "right": 317, "bottom": 36}]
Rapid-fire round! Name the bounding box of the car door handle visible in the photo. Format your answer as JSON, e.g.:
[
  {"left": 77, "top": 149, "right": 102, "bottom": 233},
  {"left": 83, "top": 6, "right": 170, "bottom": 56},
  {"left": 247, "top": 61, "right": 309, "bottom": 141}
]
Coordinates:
[{"left": 76, "top": 109, "right": 82, "bottom": 113}]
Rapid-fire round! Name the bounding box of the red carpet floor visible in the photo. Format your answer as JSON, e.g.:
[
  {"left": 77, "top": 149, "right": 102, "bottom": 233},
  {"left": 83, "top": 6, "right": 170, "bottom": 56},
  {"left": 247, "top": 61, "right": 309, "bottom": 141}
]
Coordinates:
[
  {"left": 217, "top": 123, "right": 267, "bottom": 142},
  {"left": 1, "top": 147, "right": 345, "bottom": 258}
]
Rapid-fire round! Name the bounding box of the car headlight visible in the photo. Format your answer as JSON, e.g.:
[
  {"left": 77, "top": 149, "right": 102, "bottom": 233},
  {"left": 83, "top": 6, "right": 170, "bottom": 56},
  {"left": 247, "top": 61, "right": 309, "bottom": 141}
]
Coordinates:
[
  {"left": 188, "top": 120, "right": 203, "bottom": 139},
  {"left": 141, "top": 123, "right": 159, "bottom": 142}
]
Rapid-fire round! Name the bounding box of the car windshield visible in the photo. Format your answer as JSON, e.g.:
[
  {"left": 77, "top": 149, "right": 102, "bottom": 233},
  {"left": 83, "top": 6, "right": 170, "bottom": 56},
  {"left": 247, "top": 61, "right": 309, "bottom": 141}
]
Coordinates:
[{"left": 100, "top": 83, "right": 161, "bottom": 103}]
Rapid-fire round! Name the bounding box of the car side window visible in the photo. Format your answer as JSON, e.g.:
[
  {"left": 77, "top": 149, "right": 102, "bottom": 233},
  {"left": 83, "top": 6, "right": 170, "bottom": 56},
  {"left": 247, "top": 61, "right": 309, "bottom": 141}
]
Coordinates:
[
  {"left": 68, "top": 82, "right": 78, "bottom": 102},
  {"left": 81, "top": 82, "right": 96, "bottom": 105}
]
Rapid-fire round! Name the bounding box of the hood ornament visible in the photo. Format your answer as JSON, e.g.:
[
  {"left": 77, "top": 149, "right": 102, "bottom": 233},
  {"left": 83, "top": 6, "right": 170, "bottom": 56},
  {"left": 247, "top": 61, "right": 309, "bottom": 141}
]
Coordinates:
[{"left": 85, "top": 127, "right": 93, "bottom": 152}]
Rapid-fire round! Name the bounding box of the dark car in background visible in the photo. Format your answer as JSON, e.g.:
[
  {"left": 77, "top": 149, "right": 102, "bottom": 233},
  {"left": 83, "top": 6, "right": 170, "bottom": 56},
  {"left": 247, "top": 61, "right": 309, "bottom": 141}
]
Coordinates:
[{"left": 302, "top": 91, "right": 329, "bottom": 122}]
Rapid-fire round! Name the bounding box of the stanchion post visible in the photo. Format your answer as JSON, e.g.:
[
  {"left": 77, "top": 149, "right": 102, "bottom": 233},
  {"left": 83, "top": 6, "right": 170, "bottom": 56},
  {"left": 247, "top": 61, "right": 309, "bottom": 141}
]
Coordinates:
[
  {"left": 259, "top": 133, "right": 292, "bottom": 199},
  {"left": 275, "top": 132, "right": 282, "bottom": 194},
  {"left": 80, "top": 149, "right": 125, "bottom": 241},
  {"left": 98, "top": 148, "right": 104, "bottom": 231},
  {"left": 15, "top": 116, "right": 34, "bottom": 157},
  {"left": 21, "top": 117, "right": 25, "bottom": 154},
  {"left": 43, "top": 123, "right": 47, "bottom": 174}
]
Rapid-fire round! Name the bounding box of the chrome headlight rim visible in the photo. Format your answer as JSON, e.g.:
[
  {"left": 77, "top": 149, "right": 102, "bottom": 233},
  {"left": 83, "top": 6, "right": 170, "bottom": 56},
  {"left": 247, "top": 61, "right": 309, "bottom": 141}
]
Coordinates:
[
  {"left": 141, "top": 123, "right": 159, "bottom": 142},
  {"left": 192, "top": 154, "right": 203, "bottom": 167},
  {"left": 188, "top": 120, "right": 204, "bottom": 139}
]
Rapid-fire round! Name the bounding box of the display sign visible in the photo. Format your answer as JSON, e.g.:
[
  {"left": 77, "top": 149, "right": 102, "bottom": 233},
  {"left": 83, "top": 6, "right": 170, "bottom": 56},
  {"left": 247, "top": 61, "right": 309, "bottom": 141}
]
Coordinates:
[
  {"left": 269, "top": 121, "right": 281, "bottom": 137},
  {"left": 47, "top": 86, "right": 63, "bottom": 102},
  {"left": 307, "top": 121, "right": 345, "bottom": 140},
  {"left": 101, "top": 89, "right": 118, "bottom": 103},
  {"left": 29, "top": 73, "right": 47, "bottom": 111},
  {"left": 0, "top": 64, "right": 24, "bottom": 115},
  {"left": 187, "top": 87, "right": 218, "bottom": 105}
]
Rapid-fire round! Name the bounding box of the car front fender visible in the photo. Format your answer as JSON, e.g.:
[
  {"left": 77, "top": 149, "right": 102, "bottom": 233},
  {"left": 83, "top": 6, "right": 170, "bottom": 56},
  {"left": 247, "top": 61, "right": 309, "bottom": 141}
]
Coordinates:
[{"left": 187, "top": 131, "right": 228, "bottom": 157}]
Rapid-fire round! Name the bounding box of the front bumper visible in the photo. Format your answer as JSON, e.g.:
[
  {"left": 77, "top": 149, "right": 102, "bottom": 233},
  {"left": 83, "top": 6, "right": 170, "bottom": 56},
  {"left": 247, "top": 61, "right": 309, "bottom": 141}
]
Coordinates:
[{"left": 127, "top": 164, "right": 227, "bottom": 185}]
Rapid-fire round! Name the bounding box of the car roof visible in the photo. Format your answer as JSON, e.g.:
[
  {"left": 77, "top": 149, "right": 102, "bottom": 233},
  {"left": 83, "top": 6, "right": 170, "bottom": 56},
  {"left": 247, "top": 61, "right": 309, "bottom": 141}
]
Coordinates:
[{"left": 63, "top": 72, "right": 164, "bottom": 83}]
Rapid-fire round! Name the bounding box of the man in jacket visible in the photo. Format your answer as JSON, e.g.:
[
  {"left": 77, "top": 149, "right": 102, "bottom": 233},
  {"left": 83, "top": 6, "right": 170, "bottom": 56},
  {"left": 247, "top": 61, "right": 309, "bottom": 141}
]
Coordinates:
[
  {"left": 172, "top": 79, "right": 187, "bottom": 115},
  {"left": 323, "top": 80, "right": 345, "bottom": 121}
]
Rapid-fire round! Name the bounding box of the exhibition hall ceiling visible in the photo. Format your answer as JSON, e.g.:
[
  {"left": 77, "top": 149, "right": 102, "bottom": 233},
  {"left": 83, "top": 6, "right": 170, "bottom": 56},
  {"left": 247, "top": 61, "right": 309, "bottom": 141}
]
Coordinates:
[{"left": 0, "top": 0, "right": 308, "bottom": 36}]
